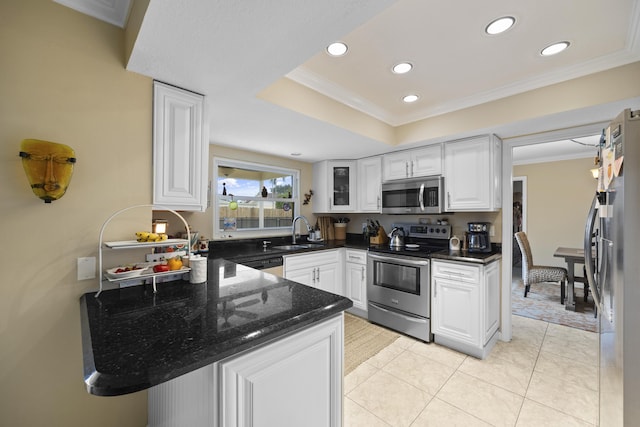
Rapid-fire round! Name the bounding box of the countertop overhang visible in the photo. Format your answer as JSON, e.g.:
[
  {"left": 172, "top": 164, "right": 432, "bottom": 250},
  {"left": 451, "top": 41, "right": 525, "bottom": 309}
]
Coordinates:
[
  {"left": 80, "top": 258, "right": 352, "bottom": 396},
  {"left": 430, "top": 250, "right": 502, "bottom": 264}
]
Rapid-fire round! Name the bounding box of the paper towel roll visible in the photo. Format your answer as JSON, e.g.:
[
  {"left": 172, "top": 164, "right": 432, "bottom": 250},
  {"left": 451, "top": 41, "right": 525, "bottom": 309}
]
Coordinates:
[{"left": 189, "top": 256, "right": 207, "bottom": 284}]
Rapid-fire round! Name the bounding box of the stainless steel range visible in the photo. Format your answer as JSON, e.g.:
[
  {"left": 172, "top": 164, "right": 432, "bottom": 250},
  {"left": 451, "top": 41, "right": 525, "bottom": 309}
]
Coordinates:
[{"left": 367, "top": 223, "right": 450, "bottom": 342}]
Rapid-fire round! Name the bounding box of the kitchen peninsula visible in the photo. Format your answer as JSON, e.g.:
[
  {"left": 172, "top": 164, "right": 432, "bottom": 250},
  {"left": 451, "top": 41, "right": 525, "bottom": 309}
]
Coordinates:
[{"left": 80, "top": 258, "right": 352, "bottom": 427}]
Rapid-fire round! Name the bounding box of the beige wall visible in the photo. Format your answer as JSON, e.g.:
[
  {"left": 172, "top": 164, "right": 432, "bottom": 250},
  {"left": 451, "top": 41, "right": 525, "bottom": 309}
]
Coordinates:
[
  {"left": 0, "top": 2, "right": 629, "bottom": 426},
  {"left": 514, "top": 158, "right": 596, "bottom": 273},
  {"left": 1, "top": 1, "right": 150, "bottom": 425}
]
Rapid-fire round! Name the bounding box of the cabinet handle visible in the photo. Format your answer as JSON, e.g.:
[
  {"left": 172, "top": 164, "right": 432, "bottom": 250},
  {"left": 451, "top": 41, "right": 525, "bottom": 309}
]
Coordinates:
[
  {"left": 410, "top": 160, "right": 414, "bottom": 177},
  {"left": 377, "top": 195, "right": 380, "bottom": 209},
  {"left": 312, "top": 268, "right": 316, "bottom": 284},
  {"left": 329, "top": 197, "right": 332, "bottom": 208},
  {"left": 315, "top": 267, "right": 320, "bottom": 283},
  {"left": 361, "top": 266, "right": 365, "bottom": 281},
  {"left": 405, "top": 161, "right": 409, "bottom": 178},
  {"left": 447, "top": 192, "right": 451, "bottom": 208}
]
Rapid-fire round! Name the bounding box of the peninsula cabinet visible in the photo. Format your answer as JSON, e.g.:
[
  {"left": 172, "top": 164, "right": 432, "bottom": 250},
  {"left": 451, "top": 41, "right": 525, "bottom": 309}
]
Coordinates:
[
  {"left": 431, "top": 259, "right": 500, "bottom": 359},
  {"left": 357, "top": 156, "right": 382, "bottom": 212},
  {"left": 312, "top": 160, "right": 356, "bottom": 212},
  {"left": 382, "top": 144, "right": 442, "bottom": 181},
  {"left": 213, "top": 314, "right": 344, "bottom": 427},
  {"left": 284, "top": 250, "right": 343, "bottom": 296},
  {"left": 149, "top": 314, "right": 345, "bottom": 427},
  {"left": 443, "top": 135, "right": 502, "bottom": 211},
  {"left": 153, "top": 81, "right": 209, "bottom": 212}
]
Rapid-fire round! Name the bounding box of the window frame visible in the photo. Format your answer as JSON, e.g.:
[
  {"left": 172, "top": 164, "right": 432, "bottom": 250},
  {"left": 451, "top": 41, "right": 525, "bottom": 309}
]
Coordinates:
[{"left": 212, "top": 157, "right": 300, "bottom": 239}]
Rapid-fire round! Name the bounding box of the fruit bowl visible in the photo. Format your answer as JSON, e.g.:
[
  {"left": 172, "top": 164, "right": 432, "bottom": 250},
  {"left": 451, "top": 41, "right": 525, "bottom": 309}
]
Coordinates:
[{"left": 105, "top": 265, "right": 148, "bottom": 279}]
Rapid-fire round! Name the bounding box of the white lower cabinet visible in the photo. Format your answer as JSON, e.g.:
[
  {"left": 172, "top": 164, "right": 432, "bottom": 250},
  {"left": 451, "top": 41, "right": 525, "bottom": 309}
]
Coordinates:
[
  {"left": 431, "top": 259, "right": 500, "bottom": 358},
  {"left": 284, "top": 249, "right": 343, "bottom": 295},
  {"left": 148, "top": 314, "right": 344, "bottom": 427},
  {"left": 215, "top": 314, "right": 344, "bottom": 427},
  {"left": 344, "top": 249, "right": 367, "bottom": 313}
]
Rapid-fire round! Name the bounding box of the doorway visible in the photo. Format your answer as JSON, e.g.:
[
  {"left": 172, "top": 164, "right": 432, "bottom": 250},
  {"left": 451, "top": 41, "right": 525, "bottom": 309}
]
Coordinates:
[
  {"left": 512, "top": 176, "right": 526, "bottom": 279},
  {"left": 500, "top": 123, "right": 607, "bottom": 340}
]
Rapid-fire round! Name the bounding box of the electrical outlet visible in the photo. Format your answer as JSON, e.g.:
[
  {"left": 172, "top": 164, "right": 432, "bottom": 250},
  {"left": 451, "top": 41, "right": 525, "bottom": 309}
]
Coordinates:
[
  {"left": 489, "top": 225, "right": 495, "bottom": 236},
  {"left": 77, "top": 257, "right": 96, "bottom": 280}
]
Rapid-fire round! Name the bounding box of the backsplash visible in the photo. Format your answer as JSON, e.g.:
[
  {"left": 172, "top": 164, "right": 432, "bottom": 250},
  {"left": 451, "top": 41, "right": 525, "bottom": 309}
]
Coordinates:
[{"left": 343, "top": 211, "right": 503, "bottom": 243}]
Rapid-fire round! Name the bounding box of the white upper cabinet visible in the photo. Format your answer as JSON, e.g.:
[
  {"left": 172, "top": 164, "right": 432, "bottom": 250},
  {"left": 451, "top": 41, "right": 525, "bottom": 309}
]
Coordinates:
[
  {"left": 312, "top": 160, "right": 357, "bottom": 212},
  {"left": 443, "top": 135, "right": 501, "bottom": 211},
  {"left": 153, "top": 81, "right": 209, "bottom": 212},
  {"left": 357, "top": 156, "right": 382, "bottom": 212},
  {"left": 382, "top": 144, "right": 442, "bottom": 181}
]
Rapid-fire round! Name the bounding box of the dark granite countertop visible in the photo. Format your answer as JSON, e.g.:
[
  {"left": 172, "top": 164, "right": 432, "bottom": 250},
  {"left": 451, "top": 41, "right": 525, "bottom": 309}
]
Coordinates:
[
  {"left": 430, "top": 249, "right": 502, "bottom": 264},
  {"left": 208, "top": 235, "right": 500, "bottom": 265},
  {"left": 208, "top": 234, "right": 370, "bottom": 262},
  {"left": 79, "top": 258, "right": 352, "bottom": 397}
]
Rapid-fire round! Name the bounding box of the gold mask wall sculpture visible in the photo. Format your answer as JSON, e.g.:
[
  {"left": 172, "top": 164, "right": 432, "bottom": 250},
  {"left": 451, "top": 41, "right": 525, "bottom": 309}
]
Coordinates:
[{"left": 19, "top": 139, "right": 76, "bottom": 203}]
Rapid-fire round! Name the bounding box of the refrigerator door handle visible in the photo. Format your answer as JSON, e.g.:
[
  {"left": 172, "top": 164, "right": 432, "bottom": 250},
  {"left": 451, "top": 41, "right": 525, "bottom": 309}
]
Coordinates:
[{"left": 584, "top": 194, "right": 601, "bottom": 310}]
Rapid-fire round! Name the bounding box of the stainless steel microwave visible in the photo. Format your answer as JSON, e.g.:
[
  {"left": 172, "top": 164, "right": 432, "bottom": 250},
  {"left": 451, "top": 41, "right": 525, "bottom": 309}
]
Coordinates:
[{"left": 381, "top": 176, "right": 444, "bottom": 214}]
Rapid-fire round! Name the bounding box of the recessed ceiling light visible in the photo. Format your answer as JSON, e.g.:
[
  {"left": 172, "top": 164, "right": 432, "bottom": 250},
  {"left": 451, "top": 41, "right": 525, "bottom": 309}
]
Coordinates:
[
  {"left": 541, "top": 41, "right": 570, "bottom": 56},
  {"left": 290, "top": 152, "right": 302, "bottom": 157},
  {"left": 326, "top": 42, "right": 348, "bottom": 56},
  {"left": 392, "top": 62, "right": 413, "bottom": 74},
  {"left": 485, "top": 16, "right": 515, "bottom": 35},
  {"left": 403, "top": 94, "right": 419, "bottom": 103}
]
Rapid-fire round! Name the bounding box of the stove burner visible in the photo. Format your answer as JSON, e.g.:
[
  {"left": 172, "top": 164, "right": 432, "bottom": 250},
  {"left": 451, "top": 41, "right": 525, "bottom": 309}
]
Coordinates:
[{"left": 368, "top": 222, "right": 451, "bottom": 258}]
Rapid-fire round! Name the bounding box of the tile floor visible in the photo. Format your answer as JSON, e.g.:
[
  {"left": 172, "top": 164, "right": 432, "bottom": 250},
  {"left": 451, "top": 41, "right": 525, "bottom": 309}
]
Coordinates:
[{"left": 344, "top": 315, "right": 598, "bottom": 427}]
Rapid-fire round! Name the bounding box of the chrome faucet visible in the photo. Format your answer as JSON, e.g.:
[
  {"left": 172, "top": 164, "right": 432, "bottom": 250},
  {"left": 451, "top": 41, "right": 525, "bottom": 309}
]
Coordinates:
[{"left": 291, "top": 215, "right": 312, "bottom": 244}]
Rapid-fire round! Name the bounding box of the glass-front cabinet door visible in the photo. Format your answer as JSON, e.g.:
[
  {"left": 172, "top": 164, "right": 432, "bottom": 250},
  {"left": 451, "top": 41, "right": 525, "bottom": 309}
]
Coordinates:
[
  {"left": 330, "top": 161, "right": 355, "bottom": 211},
  {"left": 311, "top": 160, "right": 356, "bottom": 212},
  {"left": 332, "top": 165, "right": 350, "bottom": 208}
]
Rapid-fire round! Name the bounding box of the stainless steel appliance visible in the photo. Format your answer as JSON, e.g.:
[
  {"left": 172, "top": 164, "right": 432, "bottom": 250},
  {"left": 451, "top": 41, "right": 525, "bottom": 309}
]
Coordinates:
[
  {"left": 584, "top": 109, "right": 640, "bottom": 426},
  {"left": 381, "top": 176, "right": 445, "bottom": 214},
  {"left": 466, "top": 222, "right": 492, "bottom": 253},
  {"left": 367, "top": 223, "right": 451, "bottom": 342},
  {"left": 389, "top": 227, "right": 406, "bottom": 247}
]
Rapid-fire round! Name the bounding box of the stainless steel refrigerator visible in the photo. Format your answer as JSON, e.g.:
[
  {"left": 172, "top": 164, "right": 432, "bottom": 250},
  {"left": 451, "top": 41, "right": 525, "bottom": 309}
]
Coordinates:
[{"left": 585, "top": 108, "right": 640, "bottom": 427}]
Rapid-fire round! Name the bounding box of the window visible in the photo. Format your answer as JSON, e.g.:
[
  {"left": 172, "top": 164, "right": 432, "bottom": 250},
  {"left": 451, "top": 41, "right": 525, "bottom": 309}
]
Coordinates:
[{"left": 213, "top": 158, "right": 300, "bottom": 238}]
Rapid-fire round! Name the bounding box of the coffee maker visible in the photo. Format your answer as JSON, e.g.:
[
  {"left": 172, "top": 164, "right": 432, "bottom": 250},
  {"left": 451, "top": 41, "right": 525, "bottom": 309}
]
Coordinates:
[{"left": 466, "top": 222, "right": 492, "bottom": 253}]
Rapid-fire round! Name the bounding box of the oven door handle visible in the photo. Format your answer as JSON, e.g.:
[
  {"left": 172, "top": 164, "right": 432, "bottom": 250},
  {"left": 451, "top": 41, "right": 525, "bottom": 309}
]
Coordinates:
[
  {"left": 369, "top": 302, "right": 428, "bottom": 324},
  {"left": 368, "top": 252, "right": 429, "bottom": 267},
  {"left": 419, "top": 183, "right": 425, "bottom": 211}
]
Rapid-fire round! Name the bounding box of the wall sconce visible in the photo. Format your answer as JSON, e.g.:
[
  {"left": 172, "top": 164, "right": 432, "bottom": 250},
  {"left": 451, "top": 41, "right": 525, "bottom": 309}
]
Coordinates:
[
  {"left": 19, "top": 139, "right": 76, "bottom": 203},
  {"left": 590, "top": 168, "right": 599, "bottom": 179},
  {"left": 152, "top": 220, "right": 168, "bottom": 234}
]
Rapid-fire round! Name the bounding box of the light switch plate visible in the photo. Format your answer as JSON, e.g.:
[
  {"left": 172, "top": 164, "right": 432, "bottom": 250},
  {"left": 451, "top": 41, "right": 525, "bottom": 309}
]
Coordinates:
[{"left": 77, "top": 257, "right": 96, "bottom": 280}]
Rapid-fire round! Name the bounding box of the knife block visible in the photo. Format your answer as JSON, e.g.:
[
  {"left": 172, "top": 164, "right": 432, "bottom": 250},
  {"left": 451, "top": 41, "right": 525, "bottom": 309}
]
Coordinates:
[{"left": 369, "top": 226, "right": 388, "bottom": 245}]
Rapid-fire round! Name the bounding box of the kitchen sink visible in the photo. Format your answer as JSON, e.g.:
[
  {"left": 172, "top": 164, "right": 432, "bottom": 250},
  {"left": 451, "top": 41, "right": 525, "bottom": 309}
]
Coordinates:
[{"left": 273, "top": 243, "right": 325, "bottom": 251}]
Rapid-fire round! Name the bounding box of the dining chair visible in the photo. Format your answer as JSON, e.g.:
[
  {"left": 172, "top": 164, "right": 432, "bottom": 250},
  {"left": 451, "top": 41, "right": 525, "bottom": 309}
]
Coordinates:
[{"left": 514, "top": 231, "right": 568, "bottom": 303}]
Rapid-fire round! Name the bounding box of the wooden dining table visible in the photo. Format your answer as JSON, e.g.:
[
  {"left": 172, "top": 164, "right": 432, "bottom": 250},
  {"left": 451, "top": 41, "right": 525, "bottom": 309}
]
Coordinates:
[{"left": 553, "top": 247, "right": 591, "bottom": 311}]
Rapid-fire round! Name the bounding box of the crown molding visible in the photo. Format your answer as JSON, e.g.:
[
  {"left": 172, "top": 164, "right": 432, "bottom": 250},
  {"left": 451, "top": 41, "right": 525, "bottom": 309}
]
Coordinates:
[
  {"left": 288, "top": 2, "right": 640, "bottom": 128},
  {"left": 286, "top": 67, "right": 395, "bottom": 124}
]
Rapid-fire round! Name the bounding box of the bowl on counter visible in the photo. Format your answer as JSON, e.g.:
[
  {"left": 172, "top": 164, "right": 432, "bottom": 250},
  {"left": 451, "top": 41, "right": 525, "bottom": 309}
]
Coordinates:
[{"left": 105, "top": 265, "right": 149, "bottom": 279}]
